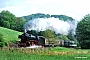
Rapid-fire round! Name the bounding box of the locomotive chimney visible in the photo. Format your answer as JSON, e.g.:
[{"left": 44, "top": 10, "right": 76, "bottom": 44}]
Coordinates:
[{"left": 24, "top": 29, "right": 27, "bottom": 33}]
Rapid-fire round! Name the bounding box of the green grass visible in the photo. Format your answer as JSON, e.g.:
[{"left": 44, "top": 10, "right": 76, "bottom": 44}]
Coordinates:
[
  {"left": 0, "top": 47, "right": 90, "bottom": 60},
  {"left": 0, "top": 51, "right": 75, "bottom": 60},
  {"left": 0, "top": 27, "right": 90, "bottom": 60},
  {"left": 50, "top": 47, "right": 70, "bottom": 52},
  {"left": 0, "top": 27, "right": 22, "bottom": 42}
]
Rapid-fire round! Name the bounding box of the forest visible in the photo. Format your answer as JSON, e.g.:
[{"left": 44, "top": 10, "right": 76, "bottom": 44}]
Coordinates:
[{"left": 0, "top": 10, "right": 90, "bottom": 49}]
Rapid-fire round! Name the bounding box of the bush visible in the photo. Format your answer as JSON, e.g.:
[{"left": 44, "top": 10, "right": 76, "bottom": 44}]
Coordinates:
[
  {"left": 0, "top": 33, "right": 7, "bottom": 47},
  {"left": 0, "top": 33, "right": 3, "bottom": 42},
  {"left": 0, "top": 42, "right": 7, "bottom": 47}
]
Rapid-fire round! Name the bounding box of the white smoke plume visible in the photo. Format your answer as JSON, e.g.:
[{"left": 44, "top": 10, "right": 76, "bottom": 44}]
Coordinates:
[{"left": 24, "top": 18, "right": 77, "bottom": 35}]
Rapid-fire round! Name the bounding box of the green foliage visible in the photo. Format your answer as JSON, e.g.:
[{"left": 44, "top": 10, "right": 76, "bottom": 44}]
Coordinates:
[
  {"left": 15, "top": 17, "right": 26, "bottom": 32},
  {"left": 23, "top": 13, "right": 50, "bottom": 20},
  {"left": 0, "top": 33, "right": 7, "bottom": 47},
  {"left": 43, "top": 29, "right": 55, "bottom": 38},
  {"left": 0, "top": 33, "right": 3, "bottom": 42},
  {"left": 62, "top": 36, "right": 69, "bottom": 40},
  {"left": 51, "top": 15, "right": 74, "bottom": 21},
  {"left": 43, "top": 29, "right": 56, "bottom": 44},
  {"left": 0, "top": 42, "right": 7, "bottom": 47},
  {"left": 67, "top": 30, "right": 74, "bottom": 40},
  {"left": 38, "top": 31, "right": 45, "bottom": 36},
  {"left": 0, "top": 10, "right": 26, "bottom": 32},
  {"left": 57, "top": 35, "right": 69, "bottom": 40},
  {"left": 76, "top": 14, "right": 90, "bottom": 49},
  {"left": 0, "top": 10, "right": 17, "bottom": 29},
  {"left": 23, "top": 13, "right": 74, "bottom": 21},
  {"left": 4, "top": 21, "right": 10, "bottom": 28}
]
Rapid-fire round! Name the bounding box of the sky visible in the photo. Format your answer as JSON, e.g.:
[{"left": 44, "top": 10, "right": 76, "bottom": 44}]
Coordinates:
[{"left": 0, "top": 0, "right": 90, "bottom": 21}]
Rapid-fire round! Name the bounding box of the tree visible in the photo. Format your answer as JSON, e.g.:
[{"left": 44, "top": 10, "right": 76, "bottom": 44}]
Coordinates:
[
  {"left": 51, "top": 15, "right": 74, "bottom": 21},
  {"left": 0, "top": 10, "right": 17, "bottom": 29},
  {"left": 43, "top": 29, "right": 54, "bottom": 38},
  {"left": 61, "top": 35, "right": 69, "bottom": 40},
  {"left": 76, "top": 14, "right": 90, "bottom": 49},
  {"left": 0, "top": 10, "right": 26, "bottom": 32},
  {"left": 67, "top": 30, "right": 74, "bottom": 40},
  {"left": 16, "top": 17, "right": 26, "bottom": 32},
  {"left": 43, "top": 29, "right": 55, "bottom": 46},
  {"left": 23, "top": 13, "right": 51, "bottom": 21},
  {"left": 38, "top": 31, "right": 45, "bottom": 36}
]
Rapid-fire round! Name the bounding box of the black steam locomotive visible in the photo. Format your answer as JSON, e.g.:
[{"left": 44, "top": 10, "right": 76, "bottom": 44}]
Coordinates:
[{"left": 18, "top": 32, "right": 45, "bottom": 47}]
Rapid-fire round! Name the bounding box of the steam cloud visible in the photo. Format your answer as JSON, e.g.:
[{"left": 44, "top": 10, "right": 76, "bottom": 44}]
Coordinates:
[{"left": 24, "top": 18, "right": 77, "bottom": 35}]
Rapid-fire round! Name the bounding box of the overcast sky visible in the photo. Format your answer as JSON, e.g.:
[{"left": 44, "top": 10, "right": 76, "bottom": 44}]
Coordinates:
[{"left": 0, "top": 0, "right": 90, "bottom": 21}]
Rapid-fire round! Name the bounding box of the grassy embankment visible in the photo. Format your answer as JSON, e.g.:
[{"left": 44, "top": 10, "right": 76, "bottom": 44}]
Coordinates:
[{"left": 0, "top": 27, "right": 22, "bottom": 42}]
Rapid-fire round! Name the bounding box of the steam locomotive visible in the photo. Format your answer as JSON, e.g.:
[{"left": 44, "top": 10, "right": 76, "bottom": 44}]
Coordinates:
[
  {"left": 18, "top": 32, "right": 45, "bottom": 48},
  {"left": 18, "top": 30, "right": 77, "bottom": 48}
]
